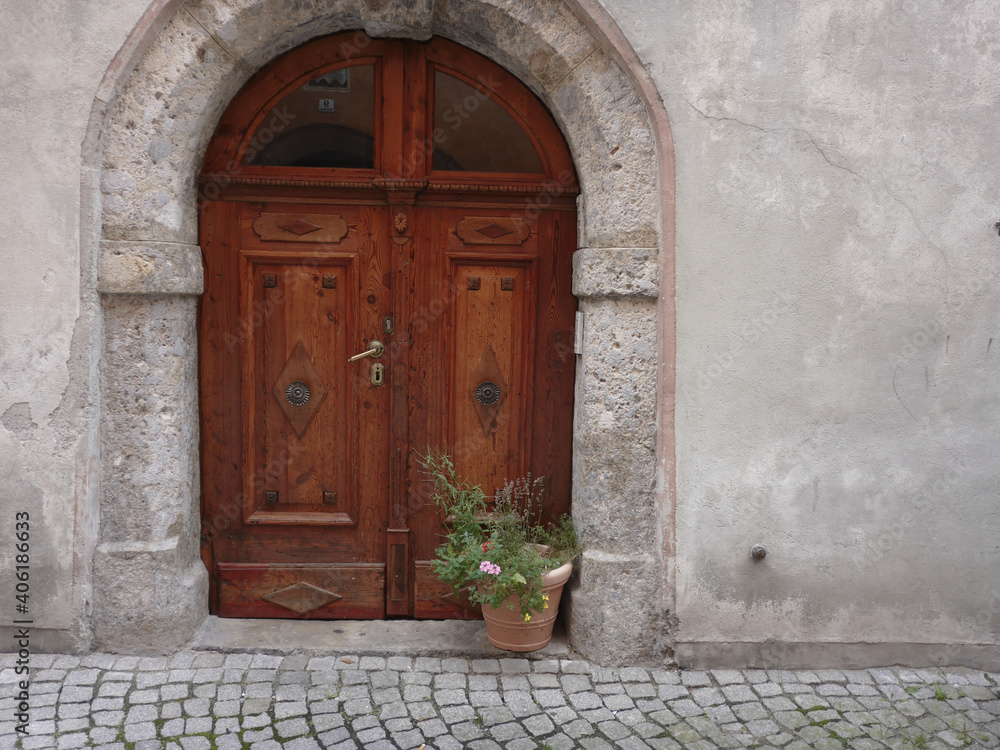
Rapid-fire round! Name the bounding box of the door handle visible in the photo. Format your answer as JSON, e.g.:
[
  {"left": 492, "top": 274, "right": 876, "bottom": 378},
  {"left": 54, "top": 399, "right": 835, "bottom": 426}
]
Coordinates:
[{"left": 348, "top": 339, "right": 385, "bottom": 362}]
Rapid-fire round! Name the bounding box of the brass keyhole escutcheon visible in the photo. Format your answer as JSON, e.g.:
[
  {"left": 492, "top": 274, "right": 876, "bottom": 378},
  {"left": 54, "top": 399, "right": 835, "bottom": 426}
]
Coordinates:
[{"left": 370, "top": 362, "right": 385, "bottom": 386}]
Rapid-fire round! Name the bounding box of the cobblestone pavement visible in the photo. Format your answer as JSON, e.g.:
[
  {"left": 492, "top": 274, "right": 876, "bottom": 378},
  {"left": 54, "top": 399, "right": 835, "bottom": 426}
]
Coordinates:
[{"left": 3, "top": 652, "right": 1000, "bottom": 749}]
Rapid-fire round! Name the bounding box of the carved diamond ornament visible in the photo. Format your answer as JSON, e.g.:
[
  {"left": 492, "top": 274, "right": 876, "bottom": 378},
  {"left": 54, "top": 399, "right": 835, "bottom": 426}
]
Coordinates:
[
  {"left": 475, "top": 222, "right": 513, "bottom": 239},
  {"left": 262, "top": 582, "right": 343, "bottom": 614},
  {"left": 278, "top": 219, "right": 322, "bottom": 236},
  {"left": 272, "top": 342, "right": 327, "bottom": 438}
]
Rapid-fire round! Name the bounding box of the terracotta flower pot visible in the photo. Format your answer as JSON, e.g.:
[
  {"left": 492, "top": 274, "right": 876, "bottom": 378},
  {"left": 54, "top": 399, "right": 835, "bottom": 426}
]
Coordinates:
[{"left": 480, "top": 560, "right": 573, "bottom": 652}]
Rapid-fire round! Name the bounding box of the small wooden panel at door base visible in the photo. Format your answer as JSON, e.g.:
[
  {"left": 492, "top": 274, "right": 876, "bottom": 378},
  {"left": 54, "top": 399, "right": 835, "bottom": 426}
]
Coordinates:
[
  {"left": 218, "top": 563, "right": 385, "bottom": 619},
  {"left": 253, "top": 213, "right": 349, "bottom": 243},
  {"left": 413, "top": 561, "right": 483, "bottom": 620}
]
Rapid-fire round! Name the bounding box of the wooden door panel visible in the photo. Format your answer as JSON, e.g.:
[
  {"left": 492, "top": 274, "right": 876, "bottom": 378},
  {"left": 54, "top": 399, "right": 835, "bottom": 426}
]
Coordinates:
[
  {"left": 241, "top": 256, "right": 356, "bottom": 524},
  {"left": 203, "top": 202, "right": 392, "bottom": 617},
  {"left": 448, "top": 261, "right": 535, "bottom": 497},
  {"left": 218, "top": 563, "right": 385, "bottom": 618}
]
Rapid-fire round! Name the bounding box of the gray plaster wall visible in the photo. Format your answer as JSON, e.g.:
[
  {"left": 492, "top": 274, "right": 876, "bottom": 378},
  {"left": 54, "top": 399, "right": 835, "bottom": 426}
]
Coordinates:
[
  {"left": 0, "top": 2, "right": 149, "bottom": 651},
  {"left": 614, "top": 0, "right": 1000, "bottom": 667},
  {"left": 1, "top": 0, "right": 997, "bottom": 667}
]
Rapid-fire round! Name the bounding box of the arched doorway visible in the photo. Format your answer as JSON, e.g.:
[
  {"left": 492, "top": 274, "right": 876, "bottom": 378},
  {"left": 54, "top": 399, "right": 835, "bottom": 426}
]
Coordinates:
[{"left": 198, "top": 33, "right": 578, "bottom": 620}]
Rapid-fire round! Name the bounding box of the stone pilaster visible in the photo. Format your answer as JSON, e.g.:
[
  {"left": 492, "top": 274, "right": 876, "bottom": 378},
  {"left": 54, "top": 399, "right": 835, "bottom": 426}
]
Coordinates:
[{"left": 93, "top": 241, "right": 207, "bottom": 653}]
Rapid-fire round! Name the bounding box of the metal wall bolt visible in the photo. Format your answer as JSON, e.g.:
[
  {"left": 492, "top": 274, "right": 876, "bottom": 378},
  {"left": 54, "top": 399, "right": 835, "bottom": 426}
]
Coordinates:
[{"left": 750, "top": 545, "right": 767, "bottom": 561}]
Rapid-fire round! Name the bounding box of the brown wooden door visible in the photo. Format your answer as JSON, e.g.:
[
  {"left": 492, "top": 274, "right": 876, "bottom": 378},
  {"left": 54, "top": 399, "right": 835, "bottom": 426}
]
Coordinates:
[{"left": 199, "top": 34, "right": 577, "bottom": 619}]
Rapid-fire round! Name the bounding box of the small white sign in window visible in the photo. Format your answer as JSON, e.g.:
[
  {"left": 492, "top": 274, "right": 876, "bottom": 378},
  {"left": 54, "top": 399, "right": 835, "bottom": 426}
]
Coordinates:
[{"left": 318, "top": 99, "right": 335, "bottom": 113}]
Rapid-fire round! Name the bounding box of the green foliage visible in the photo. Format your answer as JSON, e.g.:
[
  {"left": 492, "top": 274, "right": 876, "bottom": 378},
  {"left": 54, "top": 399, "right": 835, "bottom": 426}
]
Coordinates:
[{"left": 421, "top": 449, "right": 581, "bottom": 619}]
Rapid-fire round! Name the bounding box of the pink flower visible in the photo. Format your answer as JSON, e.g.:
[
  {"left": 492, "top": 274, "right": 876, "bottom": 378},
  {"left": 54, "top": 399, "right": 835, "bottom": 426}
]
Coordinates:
[{"left": 479, "top": 560, "right": 501, "bottom": 576}]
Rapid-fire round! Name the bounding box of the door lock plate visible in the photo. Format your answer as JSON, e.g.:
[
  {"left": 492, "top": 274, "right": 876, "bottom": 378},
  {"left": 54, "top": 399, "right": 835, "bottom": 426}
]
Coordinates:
[{"left": 370, "top": 362, "right": 385, "bottom": 386}]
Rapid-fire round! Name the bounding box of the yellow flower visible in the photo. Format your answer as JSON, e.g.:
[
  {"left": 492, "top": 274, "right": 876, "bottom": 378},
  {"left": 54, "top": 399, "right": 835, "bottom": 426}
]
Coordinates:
[{"left": 523, "top": 614, "right": 532, "bottom": 622}]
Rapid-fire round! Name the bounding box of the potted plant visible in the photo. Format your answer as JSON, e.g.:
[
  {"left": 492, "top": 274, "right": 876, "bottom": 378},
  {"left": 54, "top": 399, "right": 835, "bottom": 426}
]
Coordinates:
[{"left": 423, "top": 450, "right": 581, "bottom": 652}]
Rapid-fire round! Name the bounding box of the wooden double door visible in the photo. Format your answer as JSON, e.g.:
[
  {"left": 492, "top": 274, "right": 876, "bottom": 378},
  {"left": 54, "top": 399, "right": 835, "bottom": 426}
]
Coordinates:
[{"left": 198, "top": 34, "right": 577, "bottom": 619}]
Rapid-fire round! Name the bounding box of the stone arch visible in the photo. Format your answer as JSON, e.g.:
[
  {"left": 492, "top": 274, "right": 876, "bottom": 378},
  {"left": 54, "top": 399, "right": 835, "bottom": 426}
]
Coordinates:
[{"left": 88, "top": 0, "right": 675, "bottom": 665}]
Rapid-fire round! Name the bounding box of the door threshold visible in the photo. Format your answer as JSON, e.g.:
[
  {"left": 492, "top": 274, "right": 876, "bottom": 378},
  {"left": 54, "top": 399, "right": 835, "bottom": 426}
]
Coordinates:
[{"left": 191, "top": 616, "right": 571, "bottom": 659}]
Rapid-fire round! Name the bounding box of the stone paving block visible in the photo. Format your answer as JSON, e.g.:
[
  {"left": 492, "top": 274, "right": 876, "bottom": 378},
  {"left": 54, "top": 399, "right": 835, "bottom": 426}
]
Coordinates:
[
  {"left": 562, "top": 673, "right": 593, "bottom": 693},
  {"left": 57, "top": 718, "right": 89, "bottom": 733},
  {"left": 540, "top": 732, "right": 576, "bottom": 749},
  {"left": 470, "top": 690, "right": 504, "bottom": 707},
  {"left": 56, "top": 702, "right": 90, "bottom": 720},
  {"left": 372, "top": 687, "right": 402, "bottom": 704},
  {"left": 546, "top": 704, "right": 578, "bottom": 725},
  {"left": 581, "top": 706, "right": 618, "bottom": 724},
  {"left": 504, "top": 689, "right": 541, "bottom": 718},
  {"left": 502, "top": 674, "right": 531, "bottom": 691},
  {"left": 657, "top": 683, "right": 688, "bottom": 701},
  {"left": 440, "top": 704, "right": 476, "bottom": 724},
  {"left": 690, "top": 687, "right": 724, "bottom": 707},
  {"left": 625, "top": 682, "right": 657, "bottom": 699},
  {"left": 680, "top": 671, "right": 711, "bottom": 687},
  {"left": 529, "top": 672, "right": 561, "bottom": 688},
  {"left": 571, "top": 690, "right": 606, "bottom": 710},
  {"left": 535, "top": 688, "right": 567, "bottom": 707},
  {"left": 754, "top": 681, "right": 784, "bottom": 698},
  {"left": 186, "top": 716, "right": 213, "bottom": 734},
  {"left": 58, "top": 685, "right": 95, "bottom": 703},
  {"left": 469, "top": 674, "right": 498, "bottom": 691},
  {"left": 762, "top": 695, "right": 797, "bottom": 712},
  {"left": 604, "top": 693, "right": 636, "bottom": 711},
  {"left": 403, "top": 684, "right": 432, "bottom": 702},
  {"left": 615, "top": 737, "right": 653, "bottom": 750},
  {"left": 562, "top": 660, "right": 591, "bottom": 675},
  {"left": 472, "top": 659, "right": 501, "bottom": 673},
  {"left": 720, "top": 684, "right": 755, "bottom": 703},
  {"left": 614, "top": 707, "right": 646, "bottom": 726},
  {"left": 136, "top": 672, "right": 168, "bottom": 689},
  {"left": 55, "top": 733, "right": 88, "bottom": 749},
  {"left": 668, "top": 698, "right": 704, "bottom": 718},
  {"left": 533, "top": 659, "right": 559, "bottom": 673},
  {"left": 500, "top": 659, "right": 531, "bottom": 673},
  {"left": 123, "top": 721, "right": 157, "bottom": 742},
  {"left": 451, "top": 720, "right": 485, "bottom": 741},
  {"left": 435, "top": 672, "right": 467, "bottom": 689},
  {"left": 523, "top": 712, "right": 556, "bottom": 735},
  {"left": 635, "top": 697, "right": 667, "bottom": 713},
  {"left": 705, "top": 704, "right": 737, "bottom": 724},
  {"left": 491, "top": 720, "right": 529, "bottom": 741},
  {"left": 709, "top": 669, "right": 743, "bottom": 685}
]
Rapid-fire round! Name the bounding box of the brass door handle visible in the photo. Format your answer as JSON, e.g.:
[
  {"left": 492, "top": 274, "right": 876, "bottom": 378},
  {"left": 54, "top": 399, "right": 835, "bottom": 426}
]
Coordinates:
[{"left": 348, "top": 340, "right": 384, "bottom": 362}]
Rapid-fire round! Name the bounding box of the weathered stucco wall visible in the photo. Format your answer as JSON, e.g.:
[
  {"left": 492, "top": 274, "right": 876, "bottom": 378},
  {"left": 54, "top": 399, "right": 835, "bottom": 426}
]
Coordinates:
[
  {"left": 613, "top": 0, "right": 1000, "bottom": 666},
  {"left": 0, "top": 2, "right": 149, "bottom": 651},
  {"left": 1, "top": 0, "right": 997, "bottom": 667}
]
